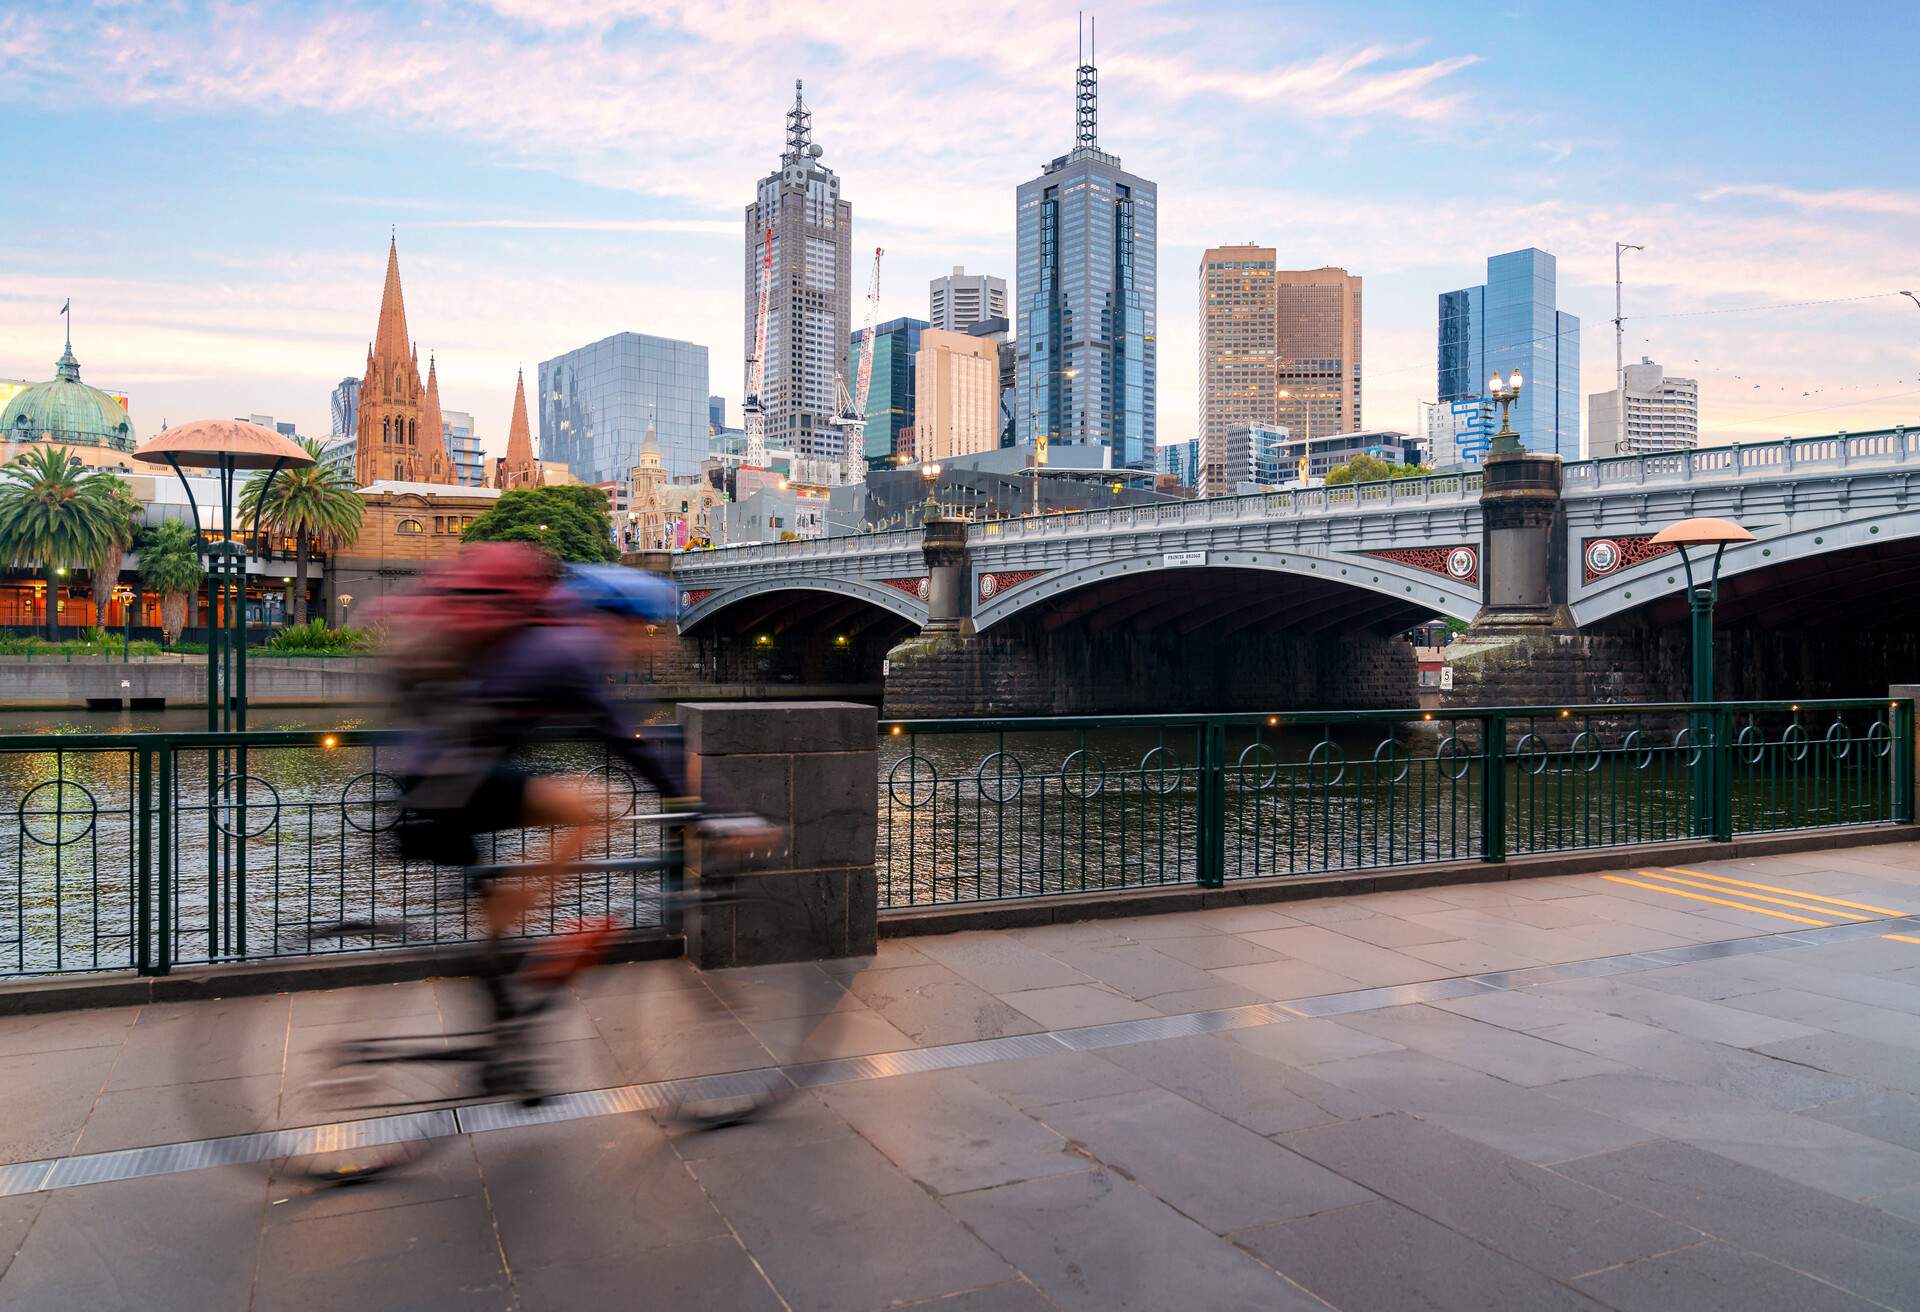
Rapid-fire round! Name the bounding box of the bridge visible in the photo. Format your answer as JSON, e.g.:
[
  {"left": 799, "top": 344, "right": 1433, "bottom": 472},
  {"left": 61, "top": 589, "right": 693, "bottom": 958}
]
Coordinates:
[{"left": 671, "top": 427, "right": 1920, "bottom": 714}]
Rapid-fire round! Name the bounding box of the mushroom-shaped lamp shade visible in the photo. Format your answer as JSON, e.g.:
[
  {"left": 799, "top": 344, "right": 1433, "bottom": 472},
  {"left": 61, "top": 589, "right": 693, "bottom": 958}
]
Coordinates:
[
  {"left": 1649, "top": 517, "right": 1756, "bottom": 548},
  {"left": 133, "top": 419, "right": 315, "bottom": 471}
]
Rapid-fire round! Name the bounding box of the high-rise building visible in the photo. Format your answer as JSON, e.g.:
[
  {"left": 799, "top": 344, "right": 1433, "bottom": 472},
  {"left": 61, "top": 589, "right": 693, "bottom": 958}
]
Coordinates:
[
  {"left": 1275, "top": 266, "right": 1363, "bottom": 446},
  {"left": 708, "top": 395, "right": 725, "bottom": 434},
  {"left": 1156, "top": 437, "right": 1201, "bottom": 488},
  {"left": 1438, "top": 248, "right": 1581, "bottom": 459},
  {"left": 744, "top": 81, "right": 853, "bottom": 466},
  {"left": 850, "top": 317, "right": 926, "bottom": 464},
  {"left": 914, "top": 329, "right": 1001, "bottom": 462},
  {"left": 1415, "top": 398, "right": 1494, "bottom": 469},
  {"left": 351, "top": 238, "right": 452, "bottom": 488},
  {"left": 1015, "top": 21, "right": 1157, "bottom": 469},
  {"left": 329, "top": 377, "right": 360, "bottom": 439},
  {"left": 968, "top": 316, "right": 1017, "bottom": 446},
  {"left": 1198, "top": 244, "right": 1276, "bottom": 496},
  {"left": 442, "top": 409, "right": 484, "bottom": 487},
  {"left": 1588, "top": 357, "right": 1699, "bottom": 458},
  {"left": 537, "top": 332, "right": 709, "bottom": 485},
  {"left": 929, "top": 266, "right": 1007, "bottom": 333}
]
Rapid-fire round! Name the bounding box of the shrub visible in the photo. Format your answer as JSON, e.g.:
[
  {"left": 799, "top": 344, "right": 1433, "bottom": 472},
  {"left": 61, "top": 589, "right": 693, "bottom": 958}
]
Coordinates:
[{"left": 266, "top": 620, "right": 373, "bottom": 655}]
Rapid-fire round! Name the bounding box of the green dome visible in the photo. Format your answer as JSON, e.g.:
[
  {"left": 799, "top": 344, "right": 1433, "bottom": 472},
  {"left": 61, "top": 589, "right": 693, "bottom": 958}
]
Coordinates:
[{"left": 2, "top": 341, "right": 137, "bottom": 453}]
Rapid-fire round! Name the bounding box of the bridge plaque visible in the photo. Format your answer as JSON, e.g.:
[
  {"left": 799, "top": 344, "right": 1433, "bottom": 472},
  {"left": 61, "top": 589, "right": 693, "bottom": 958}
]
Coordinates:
[{"left": 1164, "top": 550, "right": 1208, "bottom": 567}]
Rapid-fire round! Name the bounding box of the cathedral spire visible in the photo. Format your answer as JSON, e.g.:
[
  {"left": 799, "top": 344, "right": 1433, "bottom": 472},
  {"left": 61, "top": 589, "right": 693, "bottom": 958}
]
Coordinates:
[
  {"left": 418, "top": 352, "right": 449, "bottom": 480},
  {"left": 501, "top": 367, "right": 540, "bottom": 489},
  {"left": 373, "top": 236, "right": 411, "bottom": 366}
]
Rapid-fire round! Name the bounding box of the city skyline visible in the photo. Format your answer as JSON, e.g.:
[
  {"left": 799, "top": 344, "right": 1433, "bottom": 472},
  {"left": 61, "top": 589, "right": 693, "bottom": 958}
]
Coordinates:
[{"left": 2, "top": 1, "right": 1917, "bottom": 461}]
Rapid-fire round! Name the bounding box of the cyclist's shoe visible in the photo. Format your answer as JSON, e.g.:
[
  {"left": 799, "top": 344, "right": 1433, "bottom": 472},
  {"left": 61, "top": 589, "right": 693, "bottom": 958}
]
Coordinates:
[{"left": 523, "top": 916, "right": 618, "bottom": 987}]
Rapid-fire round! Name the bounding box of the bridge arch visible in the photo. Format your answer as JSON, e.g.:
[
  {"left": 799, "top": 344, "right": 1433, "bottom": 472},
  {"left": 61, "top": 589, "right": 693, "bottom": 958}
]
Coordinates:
[
  {"left": 972, "top": 549, "right": 1480, "bottom": 634},
  {"left": 680, "top": 577, "right": 928, "bottom": 632}
]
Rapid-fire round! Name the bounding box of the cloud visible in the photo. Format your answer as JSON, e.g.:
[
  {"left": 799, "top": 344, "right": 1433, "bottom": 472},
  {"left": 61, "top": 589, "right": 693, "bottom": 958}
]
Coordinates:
[
  {"left": 431, "top": 218, "right": 740, "bottom": 236},
  {"left": 1699, "top": 183, "right": 1920, "bottom": 220}
]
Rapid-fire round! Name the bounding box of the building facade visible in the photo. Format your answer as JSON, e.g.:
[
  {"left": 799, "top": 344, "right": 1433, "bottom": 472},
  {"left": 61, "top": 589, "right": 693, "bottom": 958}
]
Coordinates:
[
  {"left": 1416, "top": 397, "right": 1495, "bottom": 469},
  {"left": 1587, "top": 357, "right": 1699, "bottom": 458},
  {"left": 1014, "top": 37, "right": 1156, "bottom": 468},
  {"left": 1155, "top": 437, "right": 1201, "bottom": 488},
  {"left": 351, "top": 238, "right": 452, "bottom": 488},
  {"left": 929, "top": 266, "right": 1007, "bottom": 333},
  {"left": 1275, "top": 266, "right": 1363, "bottom": 446},
  {"left": 1198, "top": 245, "right": 1276, "bottom": 496},
  {"left": 968, "top": 316, "right": 1017, "bottom": 447},
  {"left": 744, "top": 81, "right": 853, "bottom": 466},
  {"left": 329, "top": 377, "right": 360, "bottom": 441},
  {"left": 537, "top": 331, "right": 709, "bottom": 485},
  {"left": 1279, "top": 428, "right": 1421, "bottom": 482},
  {"left": 441, "top": 409, "right": 485, "bottom": 487},
  {"left": 1438, "top": 248, "right": 1581, "bottom": 460},
  {"left": 913, "top": 329, "right": 1001, "bottom": 462},
  {"left": 850, "top": 317, "right": 926, "bottom": 464},
  {"left": 708, "top": 395, "right": 725, "bottom": 433}
]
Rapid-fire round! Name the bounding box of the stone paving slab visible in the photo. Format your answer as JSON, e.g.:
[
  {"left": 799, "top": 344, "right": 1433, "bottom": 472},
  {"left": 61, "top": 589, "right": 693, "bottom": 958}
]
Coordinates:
[{"left": 0, "top": 844, "right": 1918, "bottom": 1308}]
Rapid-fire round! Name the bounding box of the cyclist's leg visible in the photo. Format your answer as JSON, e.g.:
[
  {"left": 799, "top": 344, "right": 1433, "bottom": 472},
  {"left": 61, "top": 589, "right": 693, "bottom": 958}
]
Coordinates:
[{"left": 478, "top": 774, "right": 603, "bottom": 938}]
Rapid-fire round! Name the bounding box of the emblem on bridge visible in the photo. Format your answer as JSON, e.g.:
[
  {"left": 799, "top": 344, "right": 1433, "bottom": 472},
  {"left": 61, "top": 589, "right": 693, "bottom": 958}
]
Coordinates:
[
  {"left": 1582, "top": 534, "right": 1678, "bottom": 582},
  {"left": 681, "top": 589, "right": 714, "bottom": 607},
  {"left": 978, "top": 570, "right": 1046, "bottom": 600},
  {"left": 1363, "top": 546, "right": 1479, "bottom": 585},
  {"left": 881, "top": 576, "right": 932, "bottom": 602}
]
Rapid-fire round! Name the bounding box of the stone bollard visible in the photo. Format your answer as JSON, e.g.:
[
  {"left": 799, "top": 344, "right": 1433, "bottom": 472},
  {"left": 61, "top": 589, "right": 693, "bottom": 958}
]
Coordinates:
[{"left": 678, "top": 701, "right": 878, "bottom": 969}]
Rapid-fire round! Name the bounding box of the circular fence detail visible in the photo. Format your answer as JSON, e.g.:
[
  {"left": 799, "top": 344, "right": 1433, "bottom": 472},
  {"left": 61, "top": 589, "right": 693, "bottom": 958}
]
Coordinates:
[
  {"left": 1306, "top": 740, "right": 1347, "bottom": 786},
  {"left": 1513, "top": 733, "right": 1549, "bottom": 775},
  {"left": 1568, "top": 731, "right": 1605, "bottom": 774},
  {"left": 1058, "top": 749, "right": 1107, "bottom": 799},
  {"left": 213, "top": 774, "right": 281, "bottom": 839},
  {"left": 1736, "top": 723, "right": 1768, "bottom": 765},
  {"left": 340, "top": 771, "right": 405, "bottom": 834},
  {"left": 1868, "top": 719, "right": 1893, "bottom": 758},
  {"left": 1584, "top": 538, "right": 1623, "bottom": 576},
  {"left": 1434, "top": 735, "right": 1472, "bottom": 781},
  {"left": 582, "top": 764, "right": 643, "bottom": 821},
  {"left": 1370, "top": 738, "right": 1410, "bottom": 783},
  {"left": 974, "top": 752, "right": 1025, "bottom": 804},
  {"left": 1824, "top": 720, "right": 1853, "bottom": 760},
  {"left": 1673, "top": 725, "right": 1712, "bottom": 767},
  {"left": 1235, "top": 741, "right": 1281, "bottom": 791},
  {"left": 1621, "top": 729, "right": 1654, "bottom": 770},
  {"left": 887, "top": 754, "right": 939, "bottom": 809},
  {"left": 1137, "top": 746, "right": 1185, "bottom": 796},
  {"left": 19, "top": 778, "right": 98, "bottom": 847},
  {"left": 1782, "top": 722, "right": 1810, "bottom": 762}
]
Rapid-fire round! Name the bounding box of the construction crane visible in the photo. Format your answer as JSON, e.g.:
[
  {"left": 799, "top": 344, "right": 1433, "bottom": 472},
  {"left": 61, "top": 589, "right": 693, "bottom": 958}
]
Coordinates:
[
  {"left": 742, "top": 226, "right": 774, "bottom": 468},
  {"left": 836, "top": 246, "right": 885, "bottom": 485}
]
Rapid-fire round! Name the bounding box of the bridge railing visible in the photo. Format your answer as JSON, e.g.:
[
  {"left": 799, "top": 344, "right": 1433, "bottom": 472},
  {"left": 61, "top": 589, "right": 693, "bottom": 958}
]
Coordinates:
[
  {"left": 675, "top": 527, "right": 921, "bottom": 567},
  {"left": 876, "top": 699, "right": 1913, "bottom": 909},
  {"left": 0, "top": 729, "right": 676, "bottom": 978},
  {"left": 1565, "top": 425, "right": 1915, "bottom": 491}
]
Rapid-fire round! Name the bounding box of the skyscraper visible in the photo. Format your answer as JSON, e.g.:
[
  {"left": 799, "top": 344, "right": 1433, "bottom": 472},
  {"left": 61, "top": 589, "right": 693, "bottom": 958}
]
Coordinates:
[
  {"left": 850, "top": 317, "right": 926, "bottom": 464},
  {"left": 929, "top": 267, "right": 1007, "bottom": 333},
  {"left": 441, "top": 409, "right": 485, "bottom": 487},
  {"left": 538, "top": 332, "right": 709, "bottom": 484},
  {"left": 744, "top": 82, "right": 853, "bottom": 467},
  {"left": 1198, "top": 244, "right": 1276, "bottom": 496},
  {"left": 1587, "top": 357, "right": 1698, "bottom": 457},
  {"left": 1438, "top": 248, "right": 1581, "bottom": 459},
  {"left": 329, "top": 377, "right": 360, "bottom": 440},
  {"left": 1015, "top": 20, "right": 1157, "bottom": 468},
  {"left": 708, "top": 395, "right": 725, "bottom": 434},
  {"left": 1275, "top": 266, "right": 1362, "bottom": 443},
  {"left": 351, "top": 238, "right": 453, "bottom": 488},
  {"left": 914, "top": 329, "right": 1001, "bottom": 462}
]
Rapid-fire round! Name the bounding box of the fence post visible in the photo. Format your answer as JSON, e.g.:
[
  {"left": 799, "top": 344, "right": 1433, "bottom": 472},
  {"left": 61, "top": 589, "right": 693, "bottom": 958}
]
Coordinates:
[
  {"left": 1712, "top": 705, "right": 1735, "bottom": 842},
  {"left": 1197, "top": 720, "right": 1227, "bottom": 890},
  {"left": 135, "top": 746, "right": 153, "bottom": 975},
  {"left": 155, "top": 740, "right": 174, "bottom": 975},
  {"left": 1892, "top": 690, "right": 1917, "bottom": 825},
  {"left": 1480, "top": 712, "right": 1507, "bottom": 863}
]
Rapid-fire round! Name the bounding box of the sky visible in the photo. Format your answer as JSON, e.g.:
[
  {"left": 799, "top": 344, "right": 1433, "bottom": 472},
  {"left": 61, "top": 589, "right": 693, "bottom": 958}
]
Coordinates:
[{"left": 2, "top": 0, "right": 1917, "bottom": 460}]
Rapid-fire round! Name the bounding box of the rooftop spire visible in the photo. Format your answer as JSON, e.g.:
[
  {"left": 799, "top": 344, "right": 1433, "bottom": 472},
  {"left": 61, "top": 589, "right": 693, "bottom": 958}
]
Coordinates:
[
  {"left": 55, "top": 298, "right": 79, "bottom": 380},
  {"left": 502, "top": 367, "right": 537, "bottom": 488},
  {"left": 1076, "top": 13, "right": 1098, "bottom": 149},
  {"left": 418, "top": 352, "right": 450, "bottom": 479},
  {"left": 373, "top": 235, "right": 412, "bottom": 366},
  {"left": 783, "top": 79, "right": 814, "bottom": 164}
]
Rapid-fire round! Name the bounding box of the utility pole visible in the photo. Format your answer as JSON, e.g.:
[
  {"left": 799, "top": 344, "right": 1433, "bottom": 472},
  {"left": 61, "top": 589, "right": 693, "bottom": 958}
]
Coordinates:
[{"left": 1614, "top": 242, "right": 1645, "bottom": 457}]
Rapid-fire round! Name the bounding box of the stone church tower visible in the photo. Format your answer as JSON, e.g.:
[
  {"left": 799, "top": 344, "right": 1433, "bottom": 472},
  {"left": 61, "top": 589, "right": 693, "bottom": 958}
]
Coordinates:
[{"left": 353, "top": 237, "right": 452, "bottom": 487}]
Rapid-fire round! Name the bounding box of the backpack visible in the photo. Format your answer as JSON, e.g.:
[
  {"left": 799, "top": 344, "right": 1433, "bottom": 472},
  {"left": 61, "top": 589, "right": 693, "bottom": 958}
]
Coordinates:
[{"left": 382, "top": 542, "right": 563, "bottom": 693}]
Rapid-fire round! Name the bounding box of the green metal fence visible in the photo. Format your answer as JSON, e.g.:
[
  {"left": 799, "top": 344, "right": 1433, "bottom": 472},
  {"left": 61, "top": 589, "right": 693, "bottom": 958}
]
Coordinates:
[
  {"left": 877, "top": 699, "right": 1914, "bottom": 908},
  {"left": 1, "top": 729, "right": 677, "bottom": 978}
]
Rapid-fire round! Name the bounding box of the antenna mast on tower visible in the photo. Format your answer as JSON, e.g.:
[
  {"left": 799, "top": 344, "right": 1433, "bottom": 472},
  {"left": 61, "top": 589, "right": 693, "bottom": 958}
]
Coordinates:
[{"left": 1076, "top": 12, "right": 1098, "bottom": 149}]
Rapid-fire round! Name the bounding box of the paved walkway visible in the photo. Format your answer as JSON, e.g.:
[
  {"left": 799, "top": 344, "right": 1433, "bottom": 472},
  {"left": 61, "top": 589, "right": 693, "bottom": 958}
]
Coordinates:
[{"left": 3, "top": 845, "right": 1920, "bottom": 1309}]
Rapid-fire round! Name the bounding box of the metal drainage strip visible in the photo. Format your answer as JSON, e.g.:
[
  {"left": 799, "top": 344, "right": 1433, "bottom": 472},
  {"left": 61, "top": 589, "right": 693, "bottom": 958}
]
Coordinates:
[{"left": 9, "top": 912, "right": 1913, "bottom": 1198}]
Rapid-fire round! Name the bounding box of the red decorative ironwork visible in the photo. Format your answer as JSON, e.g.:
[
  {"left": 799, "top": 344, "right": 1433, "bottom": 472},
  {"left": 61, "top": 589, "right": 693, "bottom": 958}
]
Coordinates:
[
  {"left": 1363, "top": 545, "right": 1478, "bottom": 585},
  {"left": 978, "top": 569, "right": 1046, "bottom": 601},
  {"left": 1582, "top": 534, "right": 1678, "bottom": 583},
  {"left": 881, "top": 576, "right": 931, "bottom": 602},
  {"left": 680, "top": 588, "right": 714, "bottom": 607}
]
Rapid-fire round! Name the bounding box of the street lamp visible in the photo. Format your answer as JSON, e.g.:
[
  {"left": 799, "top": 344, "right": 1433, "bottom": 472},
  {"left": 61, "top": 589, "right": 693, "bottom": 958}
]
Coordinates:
[
  {"left": 920, "top": 461, "right": 941, "bottom": 515},
  {"left": 1486, "top": 370, "right": 1526, "bottom": 457},
  {"left": 1649, "top": 516, "right": 1754, "bottom": 704}
]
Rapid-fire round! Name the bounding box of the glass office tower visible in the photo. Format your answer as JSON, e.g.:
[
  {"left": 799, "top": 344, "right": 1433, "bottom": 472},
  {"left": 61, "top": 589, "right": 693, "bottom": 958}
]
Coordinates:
[
  {"left": 850, "top": 317, "right": 926, "bottom": 463},
  {"left": 537, "top": 332, "right": 710, "bottom": 484},
  {"left": 1436, "top": 248, "right": 1580, "bottom": 460},
  {"left": 1014, "top": 37, "right": 1157, "bottom": 469}
]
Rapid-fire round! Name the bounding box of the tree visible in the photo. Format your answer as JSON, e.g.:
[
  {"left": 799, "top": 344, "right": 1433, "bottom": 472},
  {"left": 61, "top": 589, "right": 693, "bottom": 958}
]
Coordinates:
[
  {"left": 136, "top": 519, "right": 205, "bottom": 644},
  {"left": 462, "top": 485, "right": 619, "bottom": 563},
  {"left": 0, "top": 447, "right": 125, "bottom": 639},
  {"left": 1323, "top": 453, "right": 1432, "bottom": 486},
  {"left": 90, "top": 477, "right": 144, "bottom": 628},
  {"left": 239, "top": 438, "right": 365, "bottom": 626}
]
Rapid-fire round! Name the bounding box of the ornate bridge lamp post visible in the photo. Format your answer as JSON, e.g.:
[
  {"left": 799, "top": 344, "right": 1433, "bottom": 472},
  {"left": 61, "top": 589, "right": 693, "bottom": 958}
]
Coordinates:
[
  {"left": 1485, "top": 369, "right": 1525, "bottom": 456},
  {"left": 1650, "top": 516, "right": 1755, "bottom": 835},
  {"left": 919, "top": 461, "right": 942, "bottom": 519}
]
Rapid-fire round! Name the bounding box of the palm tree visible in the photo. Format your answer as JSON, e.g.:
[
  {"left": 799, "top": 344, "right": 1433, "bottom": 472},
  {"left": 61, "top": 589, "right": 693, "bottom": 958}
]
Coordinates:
[
  {"left": 90, "top": 477, "right": 144, "bottom": 630},
  {"left": 239, "top": 439, "right": 363, "bottom": 626},
  {"left": 0, "top": 447, "right": 123, "bottom": 640},
  {"left": 136, "top": 519, "right": 204, "bottom": 645}
]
